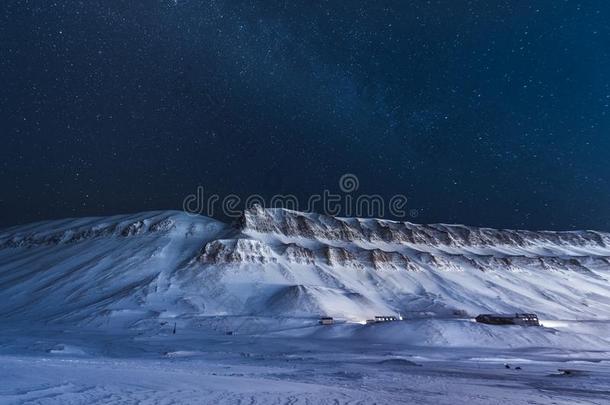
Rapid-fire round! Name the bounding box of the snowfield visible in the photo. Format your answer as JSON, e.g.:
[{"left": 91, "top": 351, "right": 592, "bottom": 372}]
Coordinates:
[
  {"left": 1, "top": 324, "right": 609, "bottom": 404},
  {"left": 0, "top": 208, "right": 609, "bottom": 404}
]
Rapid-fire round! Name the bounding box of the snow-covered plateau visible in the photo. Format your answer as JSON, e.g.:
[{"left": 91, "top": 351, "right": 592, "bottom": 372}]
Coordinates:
[{"left": 0, "top": 207, "right": 609, "bottom": 404}]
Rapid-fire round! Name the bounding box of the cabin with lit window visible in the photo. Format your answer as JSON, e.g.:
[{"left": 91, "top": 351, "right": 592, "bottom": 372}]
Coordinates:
[{"left": 374, "top": 315, "right": 398, "bottom": 323}]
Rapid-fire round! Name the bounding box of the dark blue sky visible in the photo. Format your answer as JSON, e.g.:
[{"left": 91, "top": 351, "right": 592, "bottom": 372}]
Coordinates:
[{"left": 1, "top": 1, "right": 610, "bottom": 230}]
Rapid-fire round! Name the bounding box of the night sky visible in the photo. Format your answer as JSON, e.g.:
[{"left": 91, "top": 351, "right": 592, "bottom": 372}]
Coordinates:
[{"left": 2, "top": 1, "right": 610, "bottom": 230}]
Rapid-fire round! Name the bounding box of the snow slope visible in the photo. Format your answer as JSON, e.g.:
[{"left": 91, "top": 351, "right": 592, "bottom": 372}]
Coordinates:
[
  {"left": 1, "top": 207, "right": 609, "bottom": 329},
  {"left": 0, "top": 211, "right": 228, "bottom": 326}
]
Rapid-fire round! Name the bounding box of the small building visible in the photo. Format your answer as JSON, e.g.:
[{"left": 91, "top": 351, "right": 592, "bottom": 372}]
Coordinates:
[
  {"left": 319, "top": 316, "right": 334, "bottom": 325},
  {"left": 475, "top": 313, "right": 540, "bottom": 326},
  {"left": 374, "top": 315, "right": 398, "bottom": 323}
]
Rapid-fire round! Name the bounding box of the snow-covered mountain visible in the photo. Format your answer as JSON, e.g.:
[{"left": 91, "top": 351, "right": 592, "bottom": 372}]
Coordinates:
[{"left": 1, "top": 206, "right": 609, "bottom": 327}]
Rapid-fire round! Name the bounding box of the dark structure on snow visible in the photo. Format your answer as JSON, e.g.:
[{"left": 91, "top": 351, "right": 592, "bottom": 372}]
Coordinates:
[
  {"left": 475, "top": 313, "right": 540, "bottom": 326},
  {"left": 319, "top": 316, "right": 334, "bottom": 325},
  {"left": 374, "top": 316, "right": 398, "bottom": 323}
]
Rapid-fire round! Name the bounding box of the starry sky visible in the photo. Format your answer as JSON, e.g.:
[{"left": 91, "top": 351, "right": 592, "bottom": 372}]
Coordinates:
[{"left": 1, "top": 1, "right": 610, "bottom": 230}]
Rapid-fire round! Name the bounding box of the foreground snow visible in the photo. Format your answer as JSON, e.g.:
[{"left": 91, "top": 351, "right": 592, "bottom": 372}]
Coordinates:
[{"left": 1, "top": 320, "right": 609, "bottom": 404}]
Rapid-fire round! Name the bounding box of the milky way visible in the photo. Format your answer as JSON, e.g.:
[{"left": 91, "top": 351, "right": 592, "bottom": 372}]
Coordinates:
[{"left": 1, "top": 1, "right": 609, "bottom": 230}]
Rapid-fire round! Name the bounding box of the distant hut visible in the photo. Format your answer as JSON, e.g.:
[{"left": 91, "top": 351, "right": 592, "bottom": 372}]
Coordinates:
[
  {"left": 374, "top": 316, "right": 398, "bottom": 323},
  {"left": 319, "top": 316, "right": 334, "bottom": 325},
  {"left": 475, "top": 313, "right": 540, "bottom": 326}
]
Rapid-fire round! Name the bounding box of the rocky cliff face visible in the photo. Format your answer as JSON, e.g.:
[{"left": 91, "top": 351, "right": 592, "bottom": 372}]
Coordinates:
[
  {"left": 195, "top": 206, "right": 610, "bottom": 274},
  {"left": 237, "top": 205, "right": 610, "bottom": 254},
  {"left": 0, "top": 214, "right": 177, "bottom": 249},
  {"left": 199, "top": 239, "right": 278, "bottom": 264}
]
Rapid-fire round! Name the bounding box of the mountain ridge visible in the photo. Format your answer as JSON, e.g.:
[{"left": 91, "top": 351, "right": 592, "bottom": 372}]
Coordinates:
[{"left": 0, "top": 207, "right": 609, "bottom": 328}]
